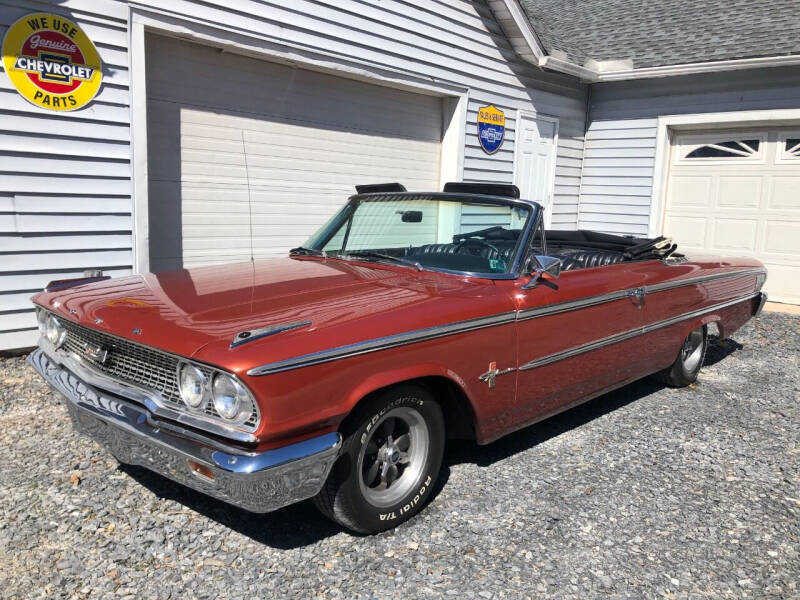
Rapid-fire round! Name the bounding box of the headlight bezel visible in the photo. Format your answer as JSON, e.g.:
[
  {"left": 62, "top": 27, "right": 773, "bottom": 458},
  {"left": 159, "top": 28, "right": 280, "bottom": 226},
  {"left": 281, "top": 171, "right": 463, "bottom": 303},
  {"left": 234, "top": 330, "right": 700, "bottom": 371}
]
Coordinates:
[
  {"left": 45, "top": 314, "right": 67, "bottom": 349},
  {"left": 36, "top": 306, "right": 48, "bottom": 333},
  {"left": 176, "top": 362, "right": 257, "bottom": 426},
  {"left": 176, "top": 362, "right": 208, "bottom": 410},
  {"left": 211, "top": 372, "right": 256, "bottom": 425}
]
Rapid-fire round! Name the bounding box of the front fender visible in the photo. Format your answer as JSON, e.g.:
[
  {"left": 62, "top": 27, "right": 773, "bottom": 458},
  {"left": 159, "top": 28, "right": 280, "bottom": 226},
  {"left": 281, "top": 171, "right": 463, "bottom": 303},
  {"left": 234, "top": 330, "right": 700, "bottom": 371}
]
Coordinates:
[{"left": 340, "top": 362, "right": 475, "bottom": 417}]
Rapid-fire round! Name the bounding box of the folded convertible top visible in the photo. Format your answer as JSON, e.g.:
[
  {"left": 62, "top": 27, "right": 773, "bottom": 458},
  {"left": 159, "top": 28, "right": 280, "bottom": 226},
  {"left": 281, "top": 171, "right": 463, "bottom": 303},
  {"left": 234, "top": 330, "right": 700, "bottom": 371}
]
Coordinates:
[{"left": 546, "top": 230, "right": 679, "bottom": 260}]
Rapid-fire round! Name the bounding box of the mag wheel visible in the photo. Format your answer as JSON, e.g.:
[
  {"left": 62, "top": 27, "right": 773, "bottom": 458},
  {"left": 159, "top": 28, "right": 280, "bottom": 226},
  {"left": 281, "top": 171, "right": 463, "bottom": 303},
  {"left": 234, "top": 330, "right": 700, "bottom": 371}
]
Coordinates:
[
  {"left": 313, "top": 384, "right": 444, "bottom": 534},
  {"left": 656, "top": 325, "right": 708, "bottom": 387}
]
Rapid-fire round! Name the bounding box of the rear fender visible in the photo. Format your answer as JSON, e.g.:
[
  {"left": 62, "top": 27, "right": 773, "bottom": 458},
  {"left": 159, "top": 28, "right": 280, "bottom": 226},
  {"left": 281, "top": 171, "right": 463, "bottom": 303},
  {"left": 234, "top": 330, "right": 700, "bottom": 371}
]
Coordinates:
[{"left": 674, "top": 296, "right": 755, "bottom": 346}]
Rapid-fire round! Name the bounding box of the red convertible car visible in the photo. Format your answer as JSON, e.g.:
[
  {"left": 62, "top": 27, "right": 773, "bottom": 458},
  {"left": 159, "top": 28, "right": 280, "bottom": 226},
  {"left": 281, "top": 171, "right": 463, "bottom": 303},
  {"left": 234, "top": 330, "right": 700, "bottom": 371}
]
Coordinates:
[{"left": 29, "top": 182, "right": 767, "bottom": 533}]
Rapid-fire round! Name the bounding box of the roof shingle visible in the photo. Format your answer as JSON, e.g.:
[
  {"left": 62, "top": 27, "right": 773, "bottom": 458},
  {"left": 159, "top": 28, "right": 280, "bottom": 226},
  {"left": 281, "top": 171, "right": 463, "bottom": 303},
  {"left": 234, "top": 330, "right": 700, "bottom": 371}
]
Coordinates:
[{"left": 519, "top": 0, "right": 800, "bottom": 68}]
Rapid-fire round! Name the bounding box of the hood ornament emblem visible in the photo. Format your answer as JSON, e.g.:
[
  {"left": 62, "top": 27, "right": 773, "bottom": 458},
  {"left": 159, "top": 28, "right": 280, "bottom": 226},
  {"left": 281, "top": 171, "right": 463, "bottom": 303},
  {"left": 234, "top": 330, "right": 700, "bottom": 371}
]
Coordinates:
[
  {"left": 479, "top": 361, "right": 515, "bottom": 389},
  {"left": 230, "top": 320, "right": 312, "bottom": 349}
]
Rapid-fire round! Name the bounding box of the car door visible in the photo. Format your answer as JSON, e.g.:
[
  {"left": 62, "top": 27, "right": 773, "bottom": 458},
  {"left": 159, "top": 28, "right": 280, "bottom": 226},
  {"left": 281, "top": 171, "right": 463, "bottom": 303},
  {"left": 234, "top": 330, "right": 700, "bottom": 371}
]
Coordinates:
[{"left": 510, "top": 229, "right": 649, "bottom": 430}]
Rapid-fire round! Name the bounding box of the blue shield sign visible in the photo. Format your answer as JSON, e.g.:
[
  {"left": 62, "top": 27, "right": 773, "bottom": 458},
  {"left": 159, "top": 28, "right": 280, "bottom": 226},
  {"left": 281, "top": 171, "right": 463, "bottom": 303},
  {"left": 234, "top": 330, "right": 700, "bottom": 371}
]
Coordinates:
[{"left": 477, "top": 105, "right": 505, "bottom": 154}]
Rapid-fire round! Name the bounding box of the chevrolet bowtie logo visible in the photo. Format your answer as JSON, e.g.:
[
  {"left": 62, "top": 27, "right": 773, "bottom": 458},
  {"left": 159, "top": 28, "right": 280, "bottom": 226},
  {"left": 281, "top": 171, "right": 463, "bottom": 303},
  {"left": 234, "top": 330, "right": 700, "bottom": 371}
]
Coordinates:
[{"left": 479, "top": 361, "right": 515, "bottom": 389}]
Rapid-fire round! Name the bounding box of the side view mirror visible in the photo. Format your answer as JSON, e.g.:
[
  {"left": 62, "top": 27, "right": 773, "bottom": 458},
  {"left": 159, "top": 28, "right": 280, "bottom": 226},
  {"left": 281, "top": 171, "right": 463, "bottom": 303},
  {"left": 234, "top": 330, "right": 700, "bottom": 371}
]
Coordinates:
[{"left": 522, "top": 255, "right": 561, "bottom": 290}]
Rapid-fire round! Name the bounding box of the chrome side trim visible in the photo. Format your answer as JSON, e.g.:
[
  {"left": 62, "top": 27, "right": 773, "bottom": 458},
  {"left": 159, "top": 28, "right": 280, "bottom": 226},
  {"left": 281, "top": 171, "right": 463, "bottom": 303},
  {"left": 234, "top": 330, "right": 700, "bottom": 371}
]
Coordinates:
[
  {"left": 644, "top": 268, "right": 766, "bottom": 294},
  {"left": 517, "top": 267, "right": 765, "bottom": 321},
  {"left": 247, "top": 269, "right": 764, "bottom": 376},
  {"left": 520, "top": 292, "right": 759, "bottom": 371},
  {"left": 230, "top": 320, "right": 311, "bottom": 349},
  {"left": 517, "top": 288, "right": 630, "bottom": 321},
  {"left": 247, "top": 311, "right": 517, "bottom": 376}
]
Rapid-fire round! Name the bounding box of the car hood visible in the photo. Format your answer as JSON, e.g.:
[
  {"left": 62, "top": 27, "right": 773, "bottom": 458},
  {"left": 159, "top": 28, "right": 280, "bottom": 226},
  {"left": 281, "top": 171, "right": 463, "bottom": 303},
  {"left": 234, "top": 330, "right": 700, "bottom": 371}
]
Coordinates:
[{"left": 35, "top": 257, "right": 511, "bottom": 374}]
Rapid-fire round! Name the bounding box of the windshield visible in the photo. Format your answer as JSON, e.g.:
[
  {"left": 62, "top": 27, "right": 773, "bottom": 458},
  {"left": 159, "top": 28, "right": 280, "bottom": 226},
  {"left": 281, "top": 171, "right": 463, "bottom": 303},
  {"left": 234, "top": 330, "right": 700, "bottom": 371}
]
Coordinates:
[{"left": 301, "top": 195, "right": 533, "bottom": 275}]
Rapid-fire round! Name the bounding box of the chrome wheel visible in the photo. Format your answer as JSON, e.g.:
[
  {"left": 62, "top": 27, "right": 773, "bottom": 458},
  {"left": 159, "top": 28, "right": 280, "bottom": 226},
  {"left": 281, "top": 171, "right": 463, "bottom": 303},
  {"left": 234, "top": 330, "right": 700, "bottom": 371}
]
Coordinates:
[
  {"left": 357, "top": 406, "right": 429, "bottom": 507},
  {"left": 681, "top": 328, "right": 705, "bottom": 372}
]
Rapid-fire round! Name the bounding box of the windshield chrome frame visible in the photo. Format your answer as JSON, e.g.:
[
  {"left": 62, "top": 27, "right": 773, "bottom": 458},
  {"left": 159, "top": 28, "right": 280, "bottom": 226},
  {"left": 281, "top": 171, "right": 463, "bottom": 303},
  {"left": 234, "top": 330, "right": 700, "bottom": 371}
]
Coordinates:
[{"left": 302, "top": 192, "right": 543, "bottom": 281}]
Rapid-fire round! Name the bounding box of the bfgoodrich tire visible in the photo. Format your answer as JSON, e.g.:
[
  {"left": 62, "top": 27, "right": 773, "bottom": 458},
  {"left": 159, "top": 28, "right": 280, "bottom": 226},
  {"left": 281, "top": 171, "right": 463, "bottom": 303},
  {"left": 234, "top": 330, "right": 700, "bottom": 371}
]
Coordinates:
[
  {"left": 313, "top": 384, "right": 444, "bottom": 534},
  {"left": 655, "top": 325, "right": 708, "bottom": 387}
]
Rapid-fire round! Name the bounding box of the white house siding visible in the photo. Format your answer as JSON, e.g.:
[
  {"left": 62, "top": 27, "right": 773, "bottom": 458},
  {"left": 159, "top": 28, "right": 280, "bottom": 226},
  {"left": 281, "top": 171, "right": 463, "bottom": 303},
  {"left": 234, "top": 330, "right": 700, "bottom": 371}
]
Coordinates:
[
  {"left": 0, "top": 0, "right": 132, "bottom": 350},
  {"left": 580, "top": 66, "right": 800, "bottom": 236},
  {"left": 0, "top": 0, "right": 586, "bottom": 350}
]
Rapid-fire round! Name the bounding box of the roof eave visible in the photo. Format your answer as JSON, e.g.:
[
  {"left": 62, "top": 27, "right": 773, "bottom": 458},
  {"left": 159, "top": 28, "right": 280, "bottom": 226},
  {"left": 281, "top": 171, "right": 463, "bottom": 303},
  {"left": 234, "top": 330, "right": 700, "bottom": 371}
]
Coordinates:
[
  {"left": 489, "top": 2, "right": 800, "bottom": 82},
  {"left": 486, "top": 0, "right": 547, "bottom": 62},
  {"left": 537, "top": 55, "right": 597, "bottom": 82},
  {"left": 595, "top": 54, "right": 800, "bottom": 81}
]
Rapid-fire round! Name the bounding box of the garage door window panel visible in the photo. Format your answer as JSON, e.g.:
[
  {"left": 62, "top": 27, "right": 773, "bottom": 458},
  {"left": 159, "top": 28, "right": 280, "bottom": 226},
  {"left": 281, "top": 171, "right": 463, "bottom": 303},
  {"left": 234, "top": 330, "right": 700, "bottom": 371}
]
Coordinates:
[
  {"left": 683, "top": 139, "right": 762, "bottom": 160},
  {"left": 776, "top": 132, "right": 800, "bottom": 163}
]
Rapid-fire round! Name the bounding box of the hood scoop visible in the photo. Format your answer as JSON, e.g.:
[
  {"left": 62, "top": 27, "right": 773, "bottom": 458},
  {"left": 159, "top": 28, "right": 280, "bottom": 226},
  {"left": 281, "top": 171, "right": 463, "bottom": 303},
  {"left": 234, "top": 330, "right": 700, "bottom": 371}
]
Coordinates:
[{"left": 230, "top": 320, "right": 312, "bottom": 349}]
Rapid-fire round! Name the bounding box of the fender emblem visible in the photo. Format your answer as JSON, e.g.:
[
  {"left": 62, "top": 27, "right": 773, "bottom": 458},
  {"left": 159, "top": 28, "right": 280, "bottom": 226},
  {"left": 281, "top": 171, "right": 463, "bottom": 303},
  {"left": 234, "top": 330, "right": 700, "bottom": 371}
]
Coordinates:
[{"left": 479, "top": 361, "right": 515, "bottom": 389}]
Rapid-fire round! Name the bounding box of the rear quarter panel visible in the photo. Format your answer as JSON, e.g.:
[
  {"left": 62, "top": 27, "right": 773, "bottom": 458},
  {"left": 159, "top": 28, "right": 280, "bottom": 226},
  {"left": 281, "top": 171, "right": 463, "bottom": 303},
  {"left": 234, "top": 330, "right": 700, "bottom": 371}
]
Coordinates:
[{"left": 640, "top": 256, "right": 765, "bottom": 369}]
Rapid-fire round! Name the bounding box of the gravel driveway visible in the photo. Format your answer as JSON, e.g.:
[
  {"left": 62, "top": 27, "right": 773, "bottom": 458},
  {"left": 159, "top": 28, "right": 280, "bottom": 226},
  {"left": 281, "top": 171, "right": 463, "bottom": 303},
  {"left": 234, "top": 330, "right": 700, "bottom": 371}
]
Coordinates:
[{"left": 1, "top": 313, "right": 798, "bottom": 599}]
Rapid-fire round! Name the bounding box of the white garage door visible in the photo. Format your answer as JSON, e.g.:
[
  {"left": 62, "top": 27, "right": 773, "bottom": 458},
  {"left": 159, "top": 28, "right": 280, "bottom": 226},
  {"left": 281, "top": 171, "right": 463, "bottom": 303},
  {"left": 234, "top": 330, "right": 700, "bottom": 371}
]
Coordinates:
[
  {"left": 145, "top": 34, "right": 443, "bottom": 271},
  {"left": 664, "top": 127, "right": 800, "bottom": 304}
]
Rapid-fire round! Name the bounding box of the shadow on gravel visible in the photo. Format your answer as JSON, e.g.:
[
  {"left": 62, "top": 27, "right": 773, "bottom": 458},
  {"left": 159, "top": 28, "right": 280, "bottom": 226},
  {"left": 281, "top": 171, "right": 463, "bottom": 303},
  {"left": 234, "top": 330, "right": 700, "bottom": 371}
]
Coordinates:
[
  {"left": 704, "top": 335, "right": 744, "bottom": 367},
  {"left": 119, "top": 464, "right": 341, "bottom": 549},
  {"left": 444, "top": 377, "right": 666, "bottom": 468},
  {"left": 118, "top": 335, "right": 744, "bottom": 547}
]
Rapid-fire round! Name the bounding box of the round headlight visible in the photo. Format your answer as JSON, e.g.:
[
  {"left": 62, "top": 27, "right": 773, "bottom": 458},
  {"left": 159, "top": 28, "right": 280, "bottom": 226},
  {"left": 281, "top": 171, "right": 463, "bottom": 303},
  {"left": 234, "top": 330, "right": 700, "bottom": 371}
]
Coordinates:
[
  {"left": 177, "top": 363, "right": 207, "bottom": 409},
  {"left": 212, "top": 373, "right": 253, "bottom": 422},
  {"left": 36, "top": 308, "right": 47, "bottom": 333},
  {"left": 45, "top": 314, "right": 66, "bottom": 347}
]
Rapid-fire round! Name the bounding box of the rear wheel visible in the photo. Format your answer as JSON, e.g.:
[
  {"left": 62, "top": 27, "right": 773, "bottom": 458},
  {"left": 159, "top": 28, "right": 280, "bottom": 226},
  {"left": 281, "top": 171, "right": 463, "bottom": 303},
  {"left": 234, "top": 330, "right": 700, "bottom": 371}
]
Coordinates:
[
  {"left": 656, "top": 325, "right": 708, "bottom": 387},
  {"left": 313, "top": 384, "right": 444, "bottom": 534}
]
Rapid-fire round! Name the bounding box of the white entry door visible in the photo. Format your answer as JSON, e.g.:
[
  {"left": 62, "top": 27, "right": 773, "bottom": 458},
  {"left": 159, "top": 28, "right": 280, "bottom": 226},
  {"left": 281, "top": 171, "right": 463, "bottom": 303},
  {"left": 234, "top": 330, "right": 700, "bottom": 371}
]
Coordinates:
[{"left": 514, "top": 114, "right": 557, "bottom": 225}]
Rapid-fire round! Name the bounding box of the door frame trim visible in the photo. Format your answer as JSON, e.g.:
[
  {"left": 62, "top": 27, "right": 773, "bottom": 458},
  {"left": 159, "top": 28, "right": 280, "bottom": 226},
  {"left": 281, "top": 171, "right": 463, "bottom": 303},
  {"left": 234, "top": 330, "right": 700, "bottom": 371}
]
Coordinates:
[
  {"left": 127, "top": 6, "right": 468, "bottom": 274},
  {"left": 513, "top": 110, "right": 559, "bottom": 228},
  {"left": 650, "top": 108, "right": 800, "bottom": 237}
]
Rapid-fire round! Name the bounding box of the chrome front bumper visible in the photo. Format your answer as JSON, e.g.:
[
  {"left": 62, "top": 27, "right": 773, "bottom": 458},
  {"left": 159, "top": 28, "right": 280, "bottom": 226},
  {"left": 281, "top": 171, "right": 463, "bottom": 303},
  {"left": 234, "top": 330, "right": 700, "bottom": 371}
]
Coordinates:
[{"left": 28, "top": 348, "right": 341, "bottom": 513}]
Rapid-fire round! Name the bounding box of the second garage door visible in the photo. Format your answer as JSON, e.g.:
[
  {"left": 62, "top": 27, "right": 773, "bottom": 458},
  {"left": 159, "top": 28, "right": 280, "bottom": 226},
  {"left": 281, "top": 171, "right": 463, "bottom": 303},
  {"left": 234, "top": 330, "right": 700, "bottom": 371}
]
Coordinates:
[
  {"left": 145, "top": 34, "right": 443, "bottom": 271},
  {"left": 664, "top": 127, "right": 800, "bottom": 304}
]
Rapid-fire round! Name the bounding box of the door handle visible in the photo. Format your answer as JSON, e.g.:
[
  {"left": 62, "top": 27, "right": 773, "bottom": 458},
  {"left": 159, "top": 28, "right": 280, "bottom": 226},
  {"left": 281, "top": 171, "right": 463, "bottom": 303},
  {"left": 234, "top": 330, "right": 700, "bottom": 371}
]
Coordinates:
[{"left": 627, "top": 287, "right": 645, "bottom": 308}]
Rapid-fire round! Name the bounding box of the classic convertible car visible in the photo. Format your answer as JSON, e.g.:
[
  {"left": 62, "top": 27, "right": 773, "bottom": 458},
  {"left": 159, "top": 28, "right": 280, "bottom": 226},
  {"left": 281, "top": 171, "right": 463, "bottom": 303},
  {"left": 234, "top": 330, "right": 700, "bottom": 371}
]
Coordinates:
[{"left": 29, "top": 182, "right": 767, "bottom": 533}]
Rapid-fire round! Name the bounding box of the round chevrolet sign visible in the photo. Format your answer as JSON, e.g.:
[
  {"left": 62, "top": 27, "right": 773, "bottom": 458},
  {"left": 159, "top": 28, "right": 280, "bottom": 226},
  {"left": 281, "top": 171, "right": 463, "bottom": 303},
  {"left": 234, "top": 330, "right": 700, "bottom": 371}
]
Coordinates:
[
  {"left": 2, "top": 13, "right": 102, "bottom": 111},
  {"left": 477, "top": 105, "right": 505, "bottom": 154}
]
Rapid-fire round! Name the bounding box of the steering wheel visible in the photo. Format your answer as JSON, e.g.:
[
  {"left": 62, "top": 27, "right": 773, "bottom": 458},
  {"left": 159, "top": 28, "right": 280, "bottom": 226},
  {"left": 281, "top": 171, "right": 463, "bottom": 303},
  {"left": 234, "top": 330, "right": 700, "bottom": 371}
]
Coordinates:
[{"left": 455, "top": 237, "right": 502, "bottom": 257}]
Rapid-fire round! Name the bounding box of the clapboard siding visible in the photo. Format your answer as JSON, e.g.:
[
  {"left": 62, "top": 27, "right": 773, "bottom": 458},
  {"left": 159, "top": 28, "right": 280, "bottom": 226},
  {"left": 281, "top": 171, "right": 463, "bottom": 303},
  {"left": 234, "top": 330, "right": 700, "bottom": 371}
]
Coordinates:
[
  {"left": 0, "top": 0, "right": 131, "bottom": 347},
  {"left": 0, "top": 234, "right": 132, "bottom": 252},
  {"left": 0, "top": 0, "right": 586, "bottom": 348},
  {"left": 130, "top": 0, "right": 586, "bottom": 222},
  {"left": 580, "top": 66, "right": 800, "bottom": 236},
  {"left": 0, "top": 291, "right": 36, "bottom": 312}
]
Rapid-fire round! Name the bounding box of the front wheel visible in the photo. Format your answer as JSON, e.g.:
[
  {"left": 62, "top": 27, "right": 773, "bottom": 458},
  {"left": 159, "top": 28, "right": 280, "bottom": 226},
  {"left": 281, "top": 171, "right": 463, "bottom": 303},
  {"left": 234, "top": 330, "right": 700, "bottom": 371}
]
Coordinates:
[
  {"left": 656, "top": 324, "right": 708, "bottom": 387},
  {"left": 313, "top": 384, "right": 444, "bottom": 534}
]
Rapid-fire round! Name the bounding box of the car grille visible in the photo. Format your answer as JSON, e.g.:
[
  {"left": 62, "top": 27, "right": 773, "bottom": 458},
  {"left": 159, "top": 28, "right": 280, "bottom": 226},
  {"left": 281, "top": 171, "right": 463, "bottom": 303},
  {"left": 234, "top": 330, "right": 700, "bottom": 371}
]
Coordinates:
[{"left": 59, "top": 319, "right": 258, "bottom": 428}]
